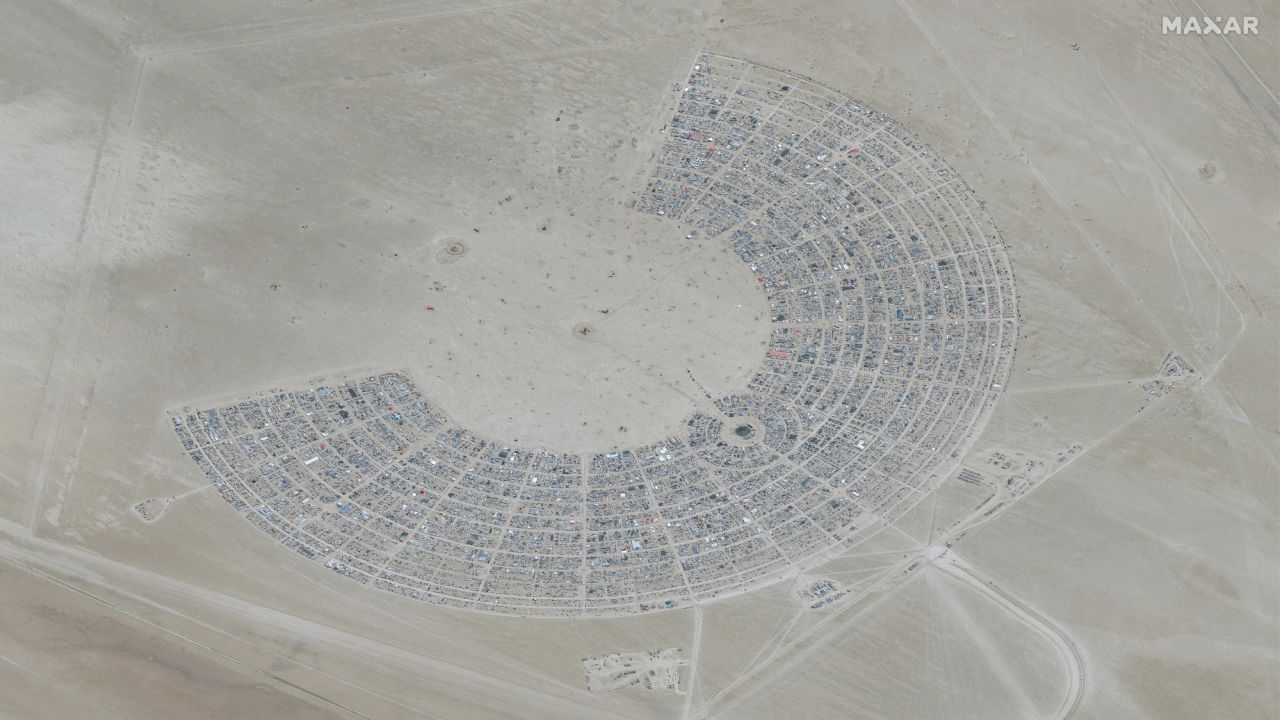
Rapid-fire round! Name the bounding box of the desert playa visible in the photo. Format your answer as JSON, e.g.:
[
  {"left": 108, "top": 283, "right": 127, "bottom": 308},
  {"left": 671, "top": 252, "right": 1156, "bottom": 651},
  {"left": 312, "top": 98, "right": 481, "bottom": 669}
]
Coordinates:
[{"left": 1, "top": 1, "right": 1276, "bottom": 718}]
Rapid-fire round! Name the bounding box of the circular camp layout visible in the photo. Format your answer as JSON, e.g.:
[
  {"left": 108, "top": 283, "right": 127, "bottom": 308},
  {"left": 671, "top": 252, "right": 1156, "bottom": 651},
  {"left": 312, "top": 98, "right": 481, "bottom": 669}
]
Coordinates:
[{"left": 171, "top": 54, "right": 1018, "bottom": 617}]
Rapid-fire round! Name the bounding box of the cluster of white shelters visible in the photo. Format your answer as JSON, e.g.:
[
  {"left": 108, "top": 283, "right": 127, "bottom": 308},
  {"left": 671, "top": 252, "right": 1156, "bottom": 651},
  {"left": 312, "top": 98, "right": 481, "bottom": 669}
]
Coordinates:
[{"left": 172, "top": 54, "right": 1016, "bottom": 617}]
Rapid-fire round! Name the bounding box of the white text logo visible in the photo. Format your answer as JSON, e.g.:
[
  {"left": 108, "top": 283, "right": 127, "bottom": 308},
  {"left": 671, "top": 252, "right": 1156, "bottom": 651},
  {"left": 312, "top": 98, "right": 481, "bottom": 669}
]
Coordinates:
[{"left": 1163, "top": 16, "right": 1259, "bottom": 34}]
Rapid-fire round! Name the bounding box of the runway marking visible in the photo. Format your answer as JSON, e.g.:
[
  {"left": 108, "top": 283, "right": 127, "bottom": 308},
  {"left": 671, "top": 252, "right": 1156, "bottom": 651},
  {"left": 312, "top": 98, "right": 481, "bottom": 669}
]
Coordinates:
[
  {"left": 680, "top": 603, "right": 705, "bottom": 720},
  {"left": 23, "top": 47, "right": 148, "bottom": 533}
]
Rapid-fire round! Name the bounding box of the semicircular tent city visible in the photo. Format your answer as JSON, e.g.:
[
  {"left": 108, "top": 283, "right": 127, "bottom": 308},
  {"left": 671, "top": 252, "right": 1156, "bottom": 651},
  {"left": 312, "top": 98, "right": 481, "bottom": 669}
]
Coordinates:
[{"left": 171, "top": 53, "right": 1018, "bottom": 617}]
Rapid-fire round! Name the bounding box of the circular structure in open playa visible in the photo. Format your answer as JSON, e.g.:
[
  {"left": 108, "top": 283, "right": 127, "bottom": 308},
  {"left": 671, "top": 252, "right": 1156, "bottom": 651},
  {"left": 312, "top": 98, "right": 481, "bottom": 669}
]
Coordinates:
[{"left": 171, "top": 53, "right": 1017, "bottom": 617}]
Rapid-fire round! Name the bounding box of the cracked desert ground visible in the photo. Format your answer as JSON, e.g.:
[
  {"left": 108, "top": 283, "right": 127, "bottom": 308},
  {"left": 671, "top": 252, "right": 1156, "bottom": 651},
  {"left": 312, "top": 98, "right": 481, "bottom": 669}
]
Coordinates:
[{"left": 2, "top": 1, "right": 1277, "bottom": 718}]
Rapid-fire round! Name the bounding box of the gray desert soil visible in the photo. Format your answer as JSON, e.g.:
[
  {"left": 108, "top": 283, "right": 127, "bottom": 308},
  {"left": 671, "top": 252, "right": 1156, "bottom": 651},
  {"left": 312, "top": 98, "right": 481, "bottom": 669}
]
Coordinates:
[{"left": 1, "top": 0, "right": 1276, "bottom": 718}]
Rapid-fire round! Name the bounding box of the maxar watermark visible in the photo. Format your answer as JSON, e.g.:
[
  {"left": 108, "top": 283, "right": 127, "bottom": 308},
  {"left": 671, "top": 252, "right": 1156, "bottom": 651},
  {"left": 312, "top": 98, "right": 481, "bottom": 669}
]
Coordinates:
[{"left": 1163, "top": 16, "right": 1259, "bottom": 35}]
